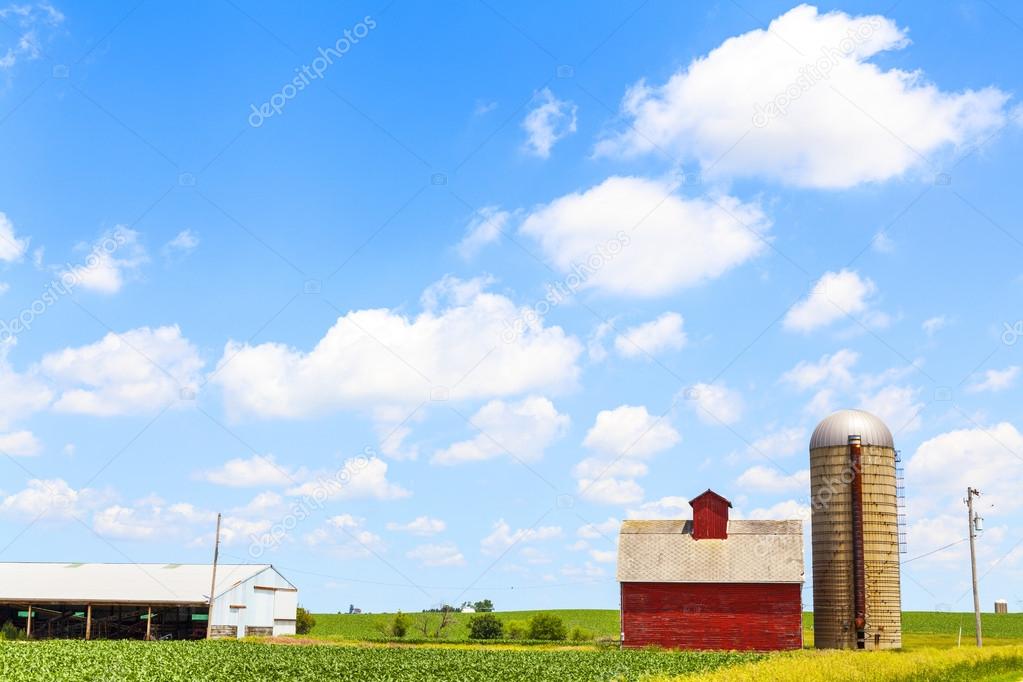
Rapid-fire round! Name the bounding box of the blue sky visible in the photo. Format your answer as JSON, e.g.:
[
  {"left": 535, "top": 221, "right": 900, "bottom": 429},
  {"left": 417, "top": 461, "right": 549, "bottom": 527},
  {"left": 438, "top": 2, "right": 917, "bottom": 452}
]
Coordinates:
[{"left": 1, "top": 0, "right": 1022, "bottom": 614}]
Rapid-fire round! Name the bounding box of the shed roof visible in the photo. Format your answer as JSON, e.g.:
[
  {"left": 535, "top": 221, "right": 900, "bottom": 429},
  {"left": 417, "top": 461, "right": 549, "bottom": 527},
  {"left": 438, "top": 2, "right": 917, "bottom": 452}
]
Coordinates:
[
  {"left": 617, "top": 519, "right": 804, "bottom": 584},
  {"left": 0, "top": 563, "right": 288, "bottom": 605}
]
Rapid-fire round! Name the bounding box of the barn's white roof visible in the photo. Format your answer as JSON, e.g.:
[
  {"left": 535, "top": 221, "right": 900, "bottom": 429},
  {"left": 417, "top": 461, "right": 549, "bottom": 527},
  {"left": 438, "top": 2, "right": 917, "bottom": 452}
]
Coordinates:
[
  {"left": 0, "top": 563, "right": 281, "bottom": 605},
  {"left": 617, "top": 519, "right": 804, "bottom": 584}
]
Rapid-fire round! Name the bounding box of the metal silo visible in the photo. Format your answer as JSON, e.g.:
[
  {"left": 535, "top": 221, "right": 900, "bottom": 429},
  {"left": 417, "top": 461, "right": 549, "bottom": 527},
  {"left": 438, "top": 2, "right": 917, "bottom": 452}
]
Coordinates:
[{"left": 809, "top": 409, "right": 902, "bottom": 649}]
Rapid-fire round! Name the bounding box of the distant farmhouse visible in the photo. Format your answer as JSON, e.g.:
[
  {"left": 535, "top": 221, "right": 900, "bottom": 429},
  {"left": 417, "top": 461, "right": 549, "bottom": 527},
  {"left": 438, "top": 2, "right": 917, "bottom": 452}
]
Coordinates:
[
  {"left": 617, "top": 490, "right": 804, "bottom": 651},
  {"left": 0, "top": 563, "right": 297, "bottom": 640}
]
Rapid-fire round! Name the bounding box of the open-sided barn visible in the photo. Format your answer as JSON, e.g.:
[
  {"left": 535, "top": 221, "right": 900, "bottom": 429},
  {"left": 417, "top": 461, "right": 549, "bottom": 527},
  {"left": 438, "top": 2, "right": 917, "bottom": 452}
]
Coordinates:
[
  {"left": 617, "top": 490, "right": 804, "bottom": 651},
  {"left": 0, "top": 562, "right": 297, "bottom": 640}
]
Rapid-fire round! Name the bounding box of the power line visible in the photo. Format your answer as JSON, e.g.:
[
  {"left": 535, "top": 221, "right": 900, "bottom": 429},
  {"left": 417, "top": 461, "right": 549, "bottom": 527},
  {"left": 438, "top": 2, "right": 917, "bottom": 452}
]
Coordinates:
[{"left": 901, "top": 537, "right": 969, "bottom": 565}]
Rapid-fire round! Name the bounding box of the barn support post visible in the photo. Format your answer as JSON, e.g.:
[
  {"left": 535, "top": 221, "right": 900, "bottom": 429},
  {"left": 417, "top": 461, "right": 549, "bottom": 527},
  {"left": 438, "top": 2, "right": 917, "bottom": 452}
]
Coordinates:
[
  {"left": 25, "top": 604, "right": 32, "bottom": 638},
  {"left": 145, "top": 606, "right": 152, "bottom": 641},
  {"left": 85, "top": 605, "right": 92, "bottom": 640}
]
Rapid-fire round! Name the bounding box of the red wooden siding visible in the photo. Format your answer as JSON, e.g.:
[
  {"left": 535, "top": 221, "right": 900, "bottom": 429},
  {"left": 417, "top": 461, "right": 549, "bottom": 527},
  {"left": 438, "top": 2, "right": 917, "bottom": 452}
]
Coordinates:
[
  {"left": 621, "top": 582, "right": 802, "bottom": 650},
  {"left": 690, "top": 491, "right": 731, "bottom": 540}
]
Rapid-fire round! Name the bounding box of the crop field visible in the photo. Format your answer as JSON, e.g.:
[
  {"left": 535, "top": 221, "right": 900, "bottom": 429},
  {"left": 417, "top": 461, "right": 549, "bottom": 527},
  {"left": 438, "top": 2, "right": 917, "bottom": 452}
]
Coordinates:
[{"left": 0, "top": 639, "right": 755, "bottom": 681}]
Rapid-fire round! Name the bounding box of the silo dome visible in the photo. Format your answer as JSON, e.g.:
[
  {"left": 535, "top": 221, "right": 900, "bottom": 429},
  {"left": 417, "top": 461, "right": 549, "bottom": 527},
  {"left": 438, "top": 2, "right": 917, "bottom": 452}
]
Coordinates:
[{"left": 810, "top": 409, "right": 893, "bottom": 449}]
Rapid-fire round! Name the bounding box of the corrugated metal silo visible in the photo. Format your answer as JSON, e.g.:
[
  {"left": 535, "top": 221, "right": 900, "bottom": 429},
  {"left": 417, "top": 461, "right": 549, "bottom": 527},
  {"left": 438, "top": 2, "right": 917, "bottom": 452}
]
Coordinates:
[{"left": 809, "top": 409, "right": 902, "bottom": 649}]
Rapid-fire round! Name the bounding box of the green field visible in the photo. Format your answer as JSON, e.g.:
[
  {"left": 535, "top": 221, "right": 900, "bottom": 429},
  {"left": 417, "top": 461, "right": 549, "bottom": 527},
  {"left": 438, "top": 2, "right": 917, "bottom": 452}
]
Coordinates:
[
  {"left": 0, "top": 639, "right": 755, "bottom": 681},
  {"left": 309, "top": 609, "right": 1023, "bottom": 644}
]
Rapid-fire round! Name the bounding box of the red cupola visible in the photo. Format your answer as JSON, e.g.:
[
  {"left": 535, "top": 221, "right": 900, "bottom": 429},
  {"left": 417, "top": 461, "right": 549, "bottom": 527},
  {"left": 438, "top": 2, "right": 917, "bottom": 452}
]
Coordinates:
[{"left": 689, "top": 489, "right": 732, "bottom": 540}]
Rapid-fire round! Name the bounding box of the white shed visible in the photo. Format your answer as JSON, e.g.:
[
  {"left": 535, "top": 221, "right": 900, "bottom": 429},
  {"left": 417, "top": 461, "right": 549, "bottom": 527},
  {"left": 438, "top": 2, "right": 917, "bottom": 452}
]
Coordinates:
[{"left": 0, "top": 562, "right": 298, "bottom": 640}]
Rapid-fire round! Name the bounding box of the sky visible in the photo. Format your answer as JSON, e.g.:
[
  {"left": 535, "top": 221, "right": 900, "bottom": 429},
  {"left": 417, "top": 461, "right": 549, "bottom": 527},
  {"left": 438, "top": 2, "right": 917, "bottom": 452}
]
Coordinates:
[{"left": 0, "top": 0, "right": 1022, "bottom": 615}]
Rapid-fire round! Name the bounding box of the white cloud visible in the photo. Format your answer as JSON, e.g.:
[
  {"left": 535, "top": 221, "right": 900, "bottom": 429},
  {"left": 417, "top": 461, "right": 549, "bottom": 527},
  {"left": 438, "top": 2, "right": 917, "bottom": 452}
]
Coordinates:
[
  {"left": 41, "top": 325, "right": 202, "bottom": 416},
  {"left": 614, "top": 312, "right": 686, "bottom": 358},
  {"left": 575, "top": 405, "right": 679, "bottom": 505},
  {"left": 966, "top": 366, "right": 1019, "bottom": 394},
  {"left": 586, "top": 320, "right": 614, "bottom": 363},
  {"left": 457, "top": 206, "right": 510, "bottom": 258},
  {"left": 0, "top": 342, "right": 51, "bottom": 429},
  {"left": 386, "top": 516, "right": 446, "bottom": 536},
  {"left": 519, "top": 176, "right": 769, "bottom": 297},
  {"left": 0, "top": 430, "right": 41, "bottom": 456},
  {"left": 626, "top": 496, "right": 690, "bottom": 519},
  {"left": 304, "top": 514, "right": 386, "bottom": 558},
  {"left": 735, "top": 426, "right": 806, "bottom": 461},
  {"left": 589, "top": 549, "right": 616, "bottom": 563},
  {"left": 285, "top": 457, "right": 409, "bottom": 502},
  {"left": 922, "top": 315, "right": 949, "bottom": 336},
  {"left": 908, "top": 422, "right": 1023, "bottom": 514},
  {"left": 0, "top": 3, "right": 64, "bottom": 72},
  {"left": 582, "top": 405, "right": 680, "bottom": 457},
  {"left": 745, "top": 499, "right": 811, "bottom": 522},
  {"left": 93, "top": 501, "right": 219, "bottom": 542},
  {"left": 406, "top": 542, "right": 466, "bottom": 567},
  {"left": 737, "top": 465, "right": 809, "bottom": 493},
  {"left": 858, "top": 384, "right": 923, "bottom": 434},
  {"left": 213, "top": 278, "right": 582, "bottom": 418},
  {"left": 0, "top": 212, "right": 29, "bottom": 262},
  {"left": 577, "top": 517, "right": 619, "bottom": 540},
  {"left": 61, "top": 227, "right": 148, "bottom": 294},
  {"left": 163, "top": 229, "right": 199, "bottom": 256},
  {"left": 432, "top": 396, "right": 569, "bottom": 465},
  {"left": 0, "top": 478, "right": 102, "bottom": 520},
  {"left": 683, "top": 382, "right": 744, "bottom": 425},
  {"left": 522, "top": 88, "right": 577, "bottom": 158},
  {"left": 782, "top": 348, "right": 860, "bottom": 389},
  {"left": 784, "top": 270, "right": 877, "bottom": 332},
  {"left": 595, "top": 5, "right": 1012, "bottom": 188},
  {"left": 480, "top": 519, "right": 562, "bottom": 556},
  {"left": 560, "top": 561, "right": 605, "bottom": 579},
  {"left": 198, "top": 454, "right": 302, "bottom": 488}
]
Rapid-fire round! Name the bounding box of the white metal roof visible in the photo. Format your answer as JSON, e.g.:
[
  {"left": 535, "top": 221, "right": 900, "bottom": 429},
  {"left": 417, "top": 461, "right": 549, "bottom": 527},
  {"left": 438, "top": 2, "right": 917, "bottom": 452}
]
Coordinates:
[
  {"left": 0, "top": 563, "right": 282, "bottom": 605},
  {"left": 617, "top": 519, "right": 804, "bottom": 584},
  {"left": 810, "top": 408, "right": 894, "bottom": 449}
]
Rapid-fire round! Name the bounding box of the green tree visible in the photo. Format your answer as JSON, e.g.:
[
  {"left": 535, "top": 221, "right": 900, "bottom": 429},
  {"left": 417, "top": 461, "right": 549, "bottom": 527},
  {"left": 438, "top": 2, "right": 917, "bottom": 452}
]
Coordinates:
[
  {"left": 295, "top": 606, "right": 315, "bottom": 635},
  {"left": 390, "top": 611, "right": 412, "bottom": 638},
  {"left": 528, "top": 613, "right": 567, "bottom": 641},
  {"left": 505, "top": 620, "right": 528, "bottom": 640},
  {"left": 472, "top": 599, "right": 494, "bottom": 612},
  {"left": 467, "top": 613, "right": 504, "bottom": 640}
]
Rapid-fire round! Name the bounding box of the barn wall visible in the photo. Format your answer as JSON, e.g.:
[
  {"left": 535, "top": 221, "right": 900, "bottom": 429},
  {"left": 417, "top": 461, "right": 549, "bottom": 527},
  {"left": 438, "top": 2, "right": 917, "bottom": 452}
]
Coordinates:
[
  {"left": 621, "top": 582, "right": 802, "bottom": 651},
  {"left": 212, "top": 567, "right": 297, "bottom": 638}
]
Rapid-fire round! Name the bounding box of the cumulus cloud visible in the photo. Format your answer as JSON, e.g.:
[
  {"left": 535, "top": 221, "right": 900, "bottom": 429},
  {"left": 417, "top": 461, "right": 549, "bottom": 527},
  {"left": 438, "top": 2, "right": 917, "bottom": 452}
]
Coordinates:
[
  {"left": 40, "top": 325, "right": 202, "bottom": 416},
  {"left": 575, "top": 405, "right": 679, "bottom": 504},
  {"left": 480, "top": 519, "right": 562, "bottom": 556},
  {"left": 457, "top": 206, "right": 510, "bottom": 259},
  {"left": 386, "top": 516, "right": 446, "bottom": 536},
  {"left": 61, "top": 227, "right": 148, "bottom": 294},
  {"left": 626, "top": 496, "right": 690, "bottom": 519},
  {"left": 304, "top": 514, "right": 386, "bottom": 558},
  {"left": 782, "top": 348, "right": 860, "bottom": 389},
  {"left": 682, "top": 382, "right": 744, "bottom": 425},
  {"left": 0, "top": 342, "right": 52, "bottom": 429},
  {"left": 577, "top": 517, "right": 620, "bottom": 540},
  {"left": 522, "top": 88, "right": 577, "bottom": 158},
  {"left": 198, "top": 454, "right": 304, "bottom": 488},
  {"left": 858, "top": 384, "right": 923, "bottom": 434},
  {"left": 0, "top": 478, "right": 105, "bottom": 520},
  {"left": 162, "top": 229, "right": 199, "bottom": 257},
  {"left": 285, "top": 457, "right": 409, "bottom": 502},
  {"left": 0, "top": 430, "right": 41, "bottom": 456},
  {"left": 406, "top": 542, "right": 466, "bottom": 567},
  {"left": 0, "top": 212, "right": 29, "bottom": 262},
  {"left": 745, "top": 499, "right": 811, "bottom": 521},
  {"left": 595, "top": 5, "right": 1013, "bottom": 188},
  {"left": 966, "top": 366, "right": 1019, "bottom": 394},
  {"left": 922, "top": 315, "right": 949, "bottom": 337},
  {"left": 614, "top": 312, "right": 686, "bottom": 358},
  {"left": 212, "top": 278, "right": 582, "bottom": 418},
  {"left": 0, "top": 3, "right": 64, "bottom": 72},
  {"left": 737, "top": 465, "right": 809, "bottom": 493},
  {"left": 519, "top": 176, "right": 769, "bottom": 297},
  {"left": 784, "top": 270, "right": 878, "bottom": 332},
  {"left": 432, "top": 396, "right": 569, "bottom": 465}
]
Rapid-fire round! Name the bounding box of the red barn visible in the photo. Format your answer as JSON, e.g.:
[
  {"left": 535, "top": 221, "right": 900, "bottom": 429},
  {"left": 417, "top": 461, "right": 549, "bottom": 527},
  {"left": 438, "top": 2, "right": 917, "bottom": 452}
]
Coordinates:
[{"left": 617, "top": 490, "right": 804, "bottom": 651}]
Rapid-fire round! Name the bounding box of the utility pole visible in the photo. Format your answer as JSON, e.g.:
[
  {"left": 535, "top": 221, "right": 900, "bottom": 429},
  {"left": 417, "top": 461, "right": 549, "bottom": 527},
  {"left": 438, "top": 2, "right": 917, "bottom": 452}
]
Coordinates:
[
  {"left": 206, "top": 512, "right": 222, "bottom": 640},
  {"left": 967, "top": 487, "right": 982, "bottom": 647}
]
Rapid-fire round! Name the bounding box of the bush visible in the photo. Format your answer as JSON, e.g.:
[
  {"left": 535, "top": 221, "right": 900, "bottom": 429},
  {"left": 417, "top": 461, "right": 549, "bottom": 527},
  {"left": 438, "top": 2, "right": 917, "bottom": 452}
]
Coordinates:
[
  {"left": 527, "top": 613, "right": 566, "bottom": 641},
  {"left": 569, "top": 626, "right": 594, "bottom": 642},
  {"left": 0, "top": 621, "right": 23, "bottom": 641},
  {"left": 391, "top": 611, "right": 412, "bottom": 638},
  {"left": 505, "top": 620, "right": 528, "bottom": 640},
  {"left": 295, "top": 607, "right": 315, "bottom": 635},
  {"left": 467, "top": 613, "right": 504, "bottom": 640}
]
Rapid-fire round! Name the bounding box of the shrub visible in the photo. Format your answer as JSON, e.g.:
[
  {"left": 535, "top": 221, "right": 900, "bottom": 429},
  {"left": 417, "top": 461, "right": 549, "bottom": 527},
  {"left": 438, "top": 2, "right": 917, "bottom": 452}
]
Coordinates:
[
  {"left": 0, "top": 621, "right": 23, "bottom": 641},
  {"left": 468, "top": 613, "right": 504, "bottom": 640},
  {"left": 295, "top": 607, "right": 315, "bottom": 635},
  {"left": 505, "top": 620, "right": 528, "bottom": 640},
  {"left": 569, "top": 626, "right": 594, "bottom": 642},
  {"left": 527, "top": 613, "right": 566, "bottom": 641},
  {"left": 391, "top": 611, "right": 412, "bottom": 638}
]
